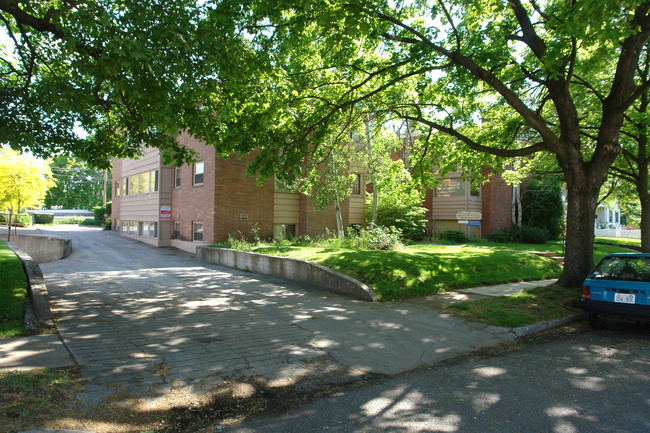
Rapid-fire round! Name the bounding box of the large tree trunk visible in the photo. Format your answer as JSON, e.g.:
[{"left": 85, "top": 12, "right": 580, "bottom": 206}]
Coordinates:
[
  {"left": 558, "top": 179, "right": 599, "bottom": 287},
  {"left": 640, "top": 190, "right": 650, "bottom": 253}
]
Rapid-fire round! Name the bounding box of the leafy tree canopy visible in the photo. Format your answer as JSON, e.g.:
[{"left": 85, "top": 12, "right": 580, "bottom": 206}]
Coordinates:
[
  {"left": 0, "top": 0, "right": 217, "bottom": 168},
  {"left": 199, "top": 0, "right": 650, "bottom": 286},
  {"left": 0, "top": 147, "right": 55, "bottom": 212},
  {"left": 44, "top": 154, "right": 108, "bottom": 210}
]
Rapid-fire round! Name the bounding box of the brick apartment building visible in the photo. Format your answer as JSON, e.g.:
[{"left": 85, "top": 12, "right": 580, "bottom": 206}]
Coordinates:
[
  {"left": 112, "top": 133, "right": 366, "bottom": 253},
  {"left": 112, "top": 135, "right": 516, "bottom": 253}
]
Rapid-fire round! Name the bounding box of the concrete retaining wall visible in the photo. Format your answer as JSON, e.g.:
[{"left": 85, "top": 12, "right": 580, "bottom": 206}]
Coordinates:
[
  {"left": 6, "top": 242, "right": 53, "bottom": 330},
  {"left": 197, "top": 246, "right": 377, "bottom": 301},
  {"left": 0, "top": 233, "right": 71, "bottom": 263}
]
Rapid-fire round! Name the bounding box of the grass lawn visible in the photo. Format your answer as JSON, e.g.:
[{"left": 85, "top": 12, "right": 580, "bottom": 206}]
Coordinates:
[
  {"left": 0, "top": 240, "right": 28, "bottom": 338},
  {"left": 235, "top": 243, "right": 561, "bottom": 301},
  {"left": 595, "top": 237, "right": 642, "bottom": 247},
  {"left": 228, "top": 239, "right": 636, "bottom": 302},
  {"left": 442, "top": 284, "right": 582, "bottom": 328}
]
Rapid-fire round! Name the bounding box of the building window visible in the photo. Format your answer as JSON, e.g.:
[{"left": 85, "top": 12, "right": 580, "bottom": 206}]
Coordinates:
[
  {"left": 434, "top": 178, "right": 466, "bottom": 197},
  {"left": 123, "top": 177, "right": 129, "bottom": 195},
  {"left": 275, "top": 177, "right": 288, "bottom": 190},
  {"left": 151, "top": 170, "right": 159, "bottom": 192},
  {"left": 129, "top": 175, "right": 138, "bottom": 195},
  {"left": 173, "top": 221, "right": 181, "bottom": 239},
  {"left": 274, "top": 224, "right": 296, "bottom": 240},
  {"left": 194, "top": 161, "right": 204, "bottom": 186},
  {"left": 193, "top": 222, "right": 204, "bottom": 242},
  {"left": 115, "top": 180, "right": 120, "bottom": 197},
  {"left": 175, "top": 167, "right": 181, "bottom": 188},
  {"left": 351, "top": 173, "right": 362, "bottom": 195},
  {"left": 138, "top": 172, "right": 148, "bottom": 194}
]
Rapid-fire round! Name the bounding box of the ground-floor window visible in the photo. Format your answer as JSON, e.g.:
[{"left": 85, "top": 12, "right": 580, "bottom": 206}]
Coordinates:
[
  {"left": 193, "top": 222, "right": 204, "bottom": 242},
  {"left": 119, "top": 220, "right": 157, "bottom": 238},
  {"left": 173, "top": 221, "right": 181, "bottom": 239},
  {"left": 274, "top": 223, "right": 296, "bottom": 240}
]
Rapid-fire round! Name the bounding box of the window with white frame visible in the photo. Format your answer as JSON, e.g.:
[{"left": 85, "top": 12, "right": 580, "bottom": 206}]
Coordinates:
[
  {"left": 193, "top": 222, "right": 204, "bottom": 242},
  {"left": 194, "top": 161, "right": 204, "bottom": 186}
]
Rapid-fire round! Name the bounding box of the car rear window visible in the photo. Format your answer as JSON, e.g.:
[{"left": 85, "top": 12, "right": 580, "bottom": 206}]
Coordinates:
[{"left": 588, "top": 256, "right": 650, "bottom": 282}]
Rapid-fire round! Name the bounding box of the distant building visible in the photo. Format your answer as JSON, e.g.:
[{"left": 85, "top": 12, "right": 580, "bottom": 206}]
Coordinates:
[{"left": 595, "top": 203, "right": 622, "bottom": 229}]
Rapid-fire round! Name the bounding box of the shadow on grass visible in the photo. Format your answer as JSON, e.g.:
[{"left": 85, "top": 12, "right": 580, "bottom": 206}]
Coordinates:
[{"left": 317, "top": 248, "right": 562, "bottom": 301}]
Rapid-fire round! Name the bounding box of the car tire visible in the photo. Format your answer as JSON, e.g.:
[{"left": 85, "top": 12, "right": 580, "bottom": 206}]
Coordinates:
[{"left": 588, "top": 313, "right": 606, "bottom": 329}]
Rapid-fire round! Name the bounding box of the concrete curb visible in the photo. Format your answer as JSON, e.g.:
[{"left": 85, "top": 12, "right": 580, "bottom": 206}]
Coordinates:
[
  {"left": 197, "top": 246, "right": 378, "bottom": 301},
  {"left": 510, "top": 313, "right": 585, "bottom": 337},
  {"left": 6, "top": 242, "right": 54, "bottom": 330}
]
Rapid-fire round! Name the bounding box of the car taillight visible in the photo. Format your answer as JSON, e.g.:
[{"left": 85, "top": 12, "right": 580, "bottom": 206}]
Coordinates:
[{"left": 582, "top": 286, "right": 591, "bottom": 300}]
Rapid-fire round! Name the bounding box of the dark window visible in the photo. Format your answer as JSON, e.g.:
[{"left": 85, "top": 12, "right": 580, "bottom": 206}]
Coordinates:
[
  {"left": 152, "top": 170, "right": 159, "bottom": 192},
  {"left": 173, "top": 221, "right": 181, "bottom": 240},
  {"left": 175, "top": 167, "right": 181, "bottom": 188},
  {"left": 434, "top": 179, "right": 465, "bottom": 197},
  {"left": 352, "top": 173, "right": 362, "bottom": 195},
  {"left": 193, "top": 222, "right": 203, "bottom": 242}
]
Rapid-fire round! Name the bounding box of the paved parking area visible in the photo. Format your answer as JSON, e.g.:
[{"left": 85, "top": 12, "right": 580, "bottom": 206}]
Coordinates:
[{"left": 38, "top": 226, "right": 515, "bottom": 411}]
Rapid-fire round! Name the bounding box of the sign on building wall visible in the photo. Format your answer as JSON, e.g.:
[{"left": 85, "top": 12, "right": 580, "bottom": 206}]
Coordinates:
[
  {"left": 160, "top": 206, "right": 171, "bottom": 221},
  {"left": 456, "top": 211, "right": 482, "bottom": 221}
]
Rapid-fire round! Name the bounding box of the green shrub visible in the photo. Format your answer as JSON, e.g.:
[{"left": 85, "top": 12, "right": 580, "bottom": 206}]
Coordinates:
[
  {"left": 439, "top": 230, "right": 469, "bottom": 243},
  {"left": 0, "top": 213, "right": 30, "bottom": 227},
  {"left": 92, "top": 203, "right": 111, "bottom": 222},
  {"left": 507, "top": 225, "right": 549, "bottom": 244},
  {"left": 32, "top": 213, "right": 54, "bottom": 224},
  {"left": 373, "top": 204, "right": 427, "bottom": 241},
  {"left": 80, "top": 218, "right": 102, "bottom": 226},
  {"left": 351, "top": 224, "right": 403, "bottom": 250},
  {"left": 487, "top": 231, "right": 513, "bottom": 243},
  {"left": 521, "top": 179, "right": 564, "bottom": 240},
  {"left": 55, "top": 217, "right": 87, "bottom": 224}
]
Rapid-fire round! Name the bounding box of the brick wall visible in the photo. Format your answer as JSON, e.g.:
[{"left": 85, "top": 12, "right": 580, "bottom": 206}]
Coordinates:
[
  {"left": 172, "top": 133, "right": 217, "bottom": 243},
  {"left": 299, "top": 195, "right": 350, "bottom": 237},
  {"left": 481, "top": 171, "right": 514, "bottom": 235},
  {"left": 213, "top": 153, "right": 275, "bottom": 242}
]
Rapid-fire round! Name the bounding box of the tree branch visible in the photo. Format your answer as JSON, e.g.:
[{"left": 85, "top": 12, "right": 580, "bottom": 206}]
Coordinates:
[{"left": 401, "top": 113, "right": 546, "bottom": 157}]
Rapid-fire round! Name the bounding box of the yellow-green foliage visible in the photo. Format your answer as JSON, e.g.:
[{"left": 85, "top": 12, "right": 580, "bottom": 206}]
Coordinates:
[{"left": 0, "top": 147, "right": 55, "bottom": 213}]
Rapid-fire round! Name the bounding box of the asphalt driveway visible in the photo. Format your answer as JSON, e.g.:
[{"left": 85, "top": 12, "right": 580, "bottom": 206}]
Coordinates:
[{"left": 39, "top": 226, "right": 515, "bottom": 411}]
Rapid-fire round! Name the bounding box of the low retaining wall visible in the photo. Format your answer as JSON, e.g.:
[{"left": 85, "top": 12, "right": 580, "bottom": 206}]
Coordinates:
[
  {"left": 6, "top": 242, "right": 53, "bottom": 330},
  {"left": 0, "top": 233, "right": 71, "bottom": 263},
  {"left": 197, "top": 246, "right": 377, "bottom": 301}
]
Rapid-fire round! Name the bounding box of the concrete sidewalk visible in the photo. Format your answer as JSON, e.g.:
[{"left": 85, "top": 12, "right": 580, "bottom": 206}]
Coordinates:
[{"left": 0, "top": 280, "right": 560, "bottom": 372}]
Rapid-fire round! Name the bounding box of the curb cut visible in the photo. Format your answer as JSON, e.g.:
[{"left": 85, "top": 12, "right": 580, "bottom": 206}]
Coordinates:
[{"left": 510, "top": 313, "right": 585, "bottom": 337}]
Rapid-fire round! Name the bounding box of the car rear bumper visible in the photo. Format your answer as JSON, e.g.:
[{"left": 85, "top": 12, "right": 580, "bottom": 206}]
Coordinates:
[{"left": 581, "top": 299, "right": 650, "bottom": 322}]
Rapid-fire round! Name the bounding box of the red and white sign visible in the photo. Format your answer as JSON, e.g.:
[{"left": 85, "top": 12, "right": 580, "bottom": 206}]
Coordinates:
[{"left": 160, "top": 206, "right": 171, "bottom": 221}]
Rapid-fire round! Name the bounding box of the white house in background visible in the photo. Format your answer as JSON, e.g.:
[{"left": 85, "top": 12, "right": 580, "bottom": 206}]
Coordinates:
[{"left": 595, "top": 203, "right": 622, "bottom": 229}]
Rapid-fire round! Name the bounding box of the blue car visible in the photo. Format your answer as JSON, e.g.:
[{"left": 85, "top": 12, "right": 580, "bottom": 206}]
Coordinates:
[{"left": 581, "top": 253, "right": 650, "bottom": 328}]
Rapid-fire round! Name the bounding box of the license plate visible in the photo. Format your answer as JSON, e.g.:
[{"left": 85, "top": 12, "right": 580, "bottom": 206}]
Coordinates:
[{"left": 615, "top": 293, "right": 635, "bottom": 304}]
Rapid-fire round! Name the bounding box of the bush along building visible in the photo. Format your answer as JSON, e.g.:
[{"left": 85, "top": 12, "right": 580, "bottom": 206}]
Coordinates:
[{"left": 112, "top": 135, "right": 520, "bottom": 252}]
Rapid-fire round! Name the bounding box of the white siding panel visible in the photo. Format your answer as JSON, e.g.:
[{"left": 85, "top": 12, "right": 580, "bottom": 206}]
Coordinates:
[
  {"left": 274, "top": 192, "right": 299, "bottom": 224},
  {"left": 349, "top": 196, "right": 365, "bottom": 224}
]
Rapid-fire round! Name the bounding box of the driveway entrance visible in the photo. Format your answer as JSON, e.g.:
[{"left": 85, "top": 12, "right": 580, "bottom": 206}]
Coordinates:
[{"left": 39, "top": 226, "right": 513, "bottom": 409}]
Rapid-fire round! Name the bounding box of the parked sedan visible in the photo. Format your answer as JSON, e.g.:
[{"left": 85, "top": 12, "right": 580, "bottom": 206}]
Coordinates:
[{"left": 581, "top": 253, "right": 650, "bottom": 328}]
